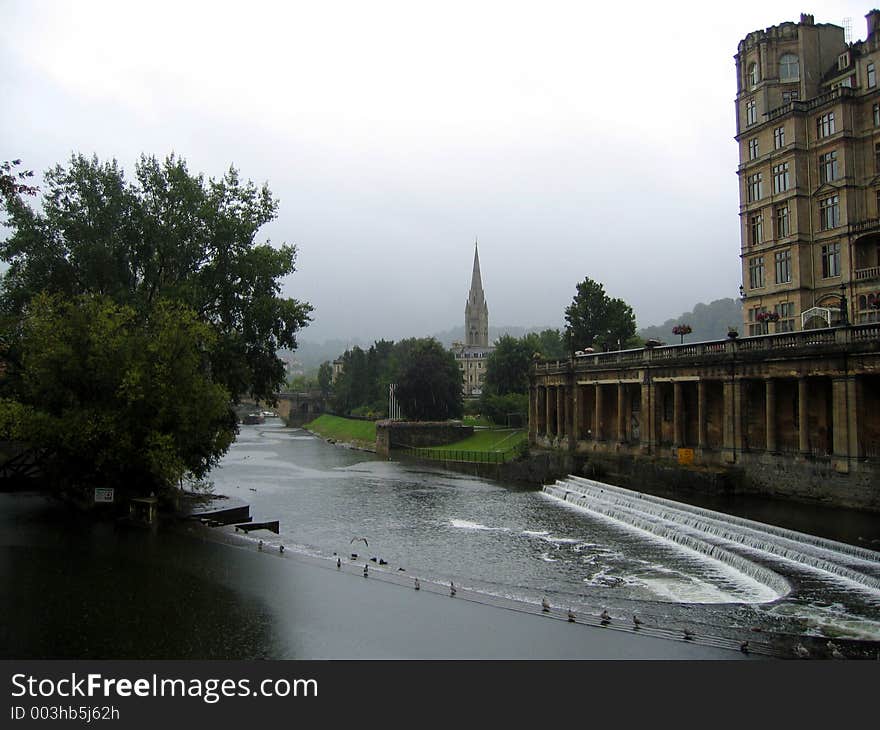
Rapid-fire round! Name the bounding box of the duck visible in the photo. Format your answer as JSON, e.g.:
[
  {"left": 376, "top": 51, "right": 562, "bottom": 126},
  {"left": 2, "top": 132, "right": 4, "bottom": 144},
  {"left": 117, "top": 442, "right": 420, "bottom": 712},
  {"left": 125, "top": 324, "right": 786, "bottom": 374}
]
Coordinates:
[
  {"left": 350, "top": 553, "right": 358, "bottom": 560},
  {"left": 600, "top": 610, "right": 611, "bottom": 623},
  {"left": 633, "top": 614, "right": 643, "bottom": 629},
  {"left": 258, "top": 540, "right": 263, "bottom": 551},
  {"left": 336, "top": 557, "right": 341, "bottom": 569},
  {"left": 567, "top": 609, "right": 576, "bottom": 623},
  {"left": 541, "top": 597, "right": 551, "bottom": 613},
  {"left": 450, "top": 581, "right": 457, "bottom": 597},
  {"left": 379, "top": 559, "right": 388, "bottom": 566},
  {"left": 740, "top": 641, "right": 749, "bottom": 654},
  {"left": 414, "top": 578, "right": 420, "bottom": 591},
  {"left": 363, "top": 564, "right": 369, "bottom": 578},
  {"left": 370, "top": 557, "right": 377, "bottom": 563},
  {"left": 683, "top": 629, "right": 695, "bottom": 641},
  {"left": 279, "top": 545, "right": 285, "bottom": 554}
]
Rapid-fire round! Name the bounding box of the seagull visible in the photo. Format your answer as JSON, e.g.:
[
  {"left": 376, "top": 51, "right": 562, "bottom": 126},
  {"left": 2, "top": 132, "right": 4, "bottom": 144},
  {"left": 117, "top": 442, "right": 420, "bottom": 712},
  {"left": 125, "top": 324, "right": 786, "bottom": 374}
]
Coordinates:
[
  {"left": 683, "top": 629, "right": 695, "bottom": 641},
  {"left": 794, "top": 643, "right": 810, "bottom": 659},
  {"left": 414, "top": 578, "right": 420, "bottom": 591},
  {"left": 350, "top": 537, "right": 369, "bottom": 547},
  {"left": 336, "top": 557, "right": 341, "bottom": 569},
  {"left": 258, "top": 540, "right": 263, "bottom": 551},
  {"left": 541, "top": 597, "right": 551, "bottom": 613},
  {"left": 567, "top": 609, "right": 576, "bottom": 623},
  {"left": 279, "top": 545, "right": 285, "bottom": 554},
  {"left": 379, "top": 559, "right": 388, "bottom": 566},
  {"left": 633, "top": 615, "right": 643, "bottom": 629},
  {"left": 363, "top": 564, "right": 369, "bottom": 578},
  {"left": 600, "top": 610, "right": 611, "bottom": 623},
  {"left": 740, "top": 641, "right": 749, "bottom": 654},
  {"left": 450, "top": 581, "right": 457, "bottom": 597}
]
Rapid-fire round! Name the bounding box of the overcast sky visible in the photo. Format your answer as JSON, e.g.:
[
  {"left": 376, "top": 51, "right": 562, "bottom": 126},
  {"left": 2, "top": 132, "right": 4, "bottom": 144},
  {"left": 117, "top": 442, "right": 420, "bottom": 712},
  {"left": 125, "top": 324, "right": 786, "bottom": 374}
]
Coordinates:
[{"left": 1, "top": 0, "right": 873, "bottom": 343}]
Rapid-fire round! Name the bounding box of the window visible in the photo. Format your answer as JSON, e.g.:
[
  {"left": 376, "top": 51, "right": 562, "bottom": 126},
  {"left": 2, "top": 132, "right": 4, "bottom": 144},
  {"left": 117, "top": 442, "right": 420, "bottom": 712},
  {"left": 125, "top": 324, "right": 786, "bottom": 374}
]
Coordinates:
[
  {"left": 820, "top": 195, "right": 840, "bottom": 229},
  {"left": 817, "top": 112, "right": 836, "bottom": 138},
  {"left": 749, "top": 212, "right": 763, "bottom": 245},
  {"left": 779, "top": 54, "right": 799, "bottom": 81},
  {"left": 819, "top": 150, "right": 838, "bottom": 183},
  {"left": 748, "top": 306, "right": 769, "bottom": 335},
  {"left": 775, "top": 302, "right": 796, "bottom": 332},
  {"left": 747, "top": 173, "right": 763, "bottom": 202},
  {"left": 782, "top": 90, "right": 799, "bottom": 103},
  {"left": 749, "top": 255, "right": 765, "bottom": 289},
  {"left": 748, "top": 62, "right": 759, "bottom": 87},
  {"left": 748, "top": 138, "right": 759, "bottom": 160},
  {"left": 775, "top": 204, "right": 790, "bottom": 238},
  {"left": 875, "top": 142, "right": 880, "bottom": 174},
  {"left": 857, "top": 294, "right": 880, "bottom": 323},
  {"left": 773, "top": 162, "right": 790, "bottom": 193},
  {"left": 775, "top": 249, "right": 792, "bottom": 284},
  {"left": 874, "top": 103, "right": 879, "bottom": 127},
  {"left": 869, "top": 62, "right": 877, "bottom": 88},
  {"left": 822, "top": 242, "right": 841, "bottom": 278},
  {"left": 774, "top": 126, "right": 785, "bottom": 149},
  {"left": 746, "top": 98, "right": 757, "bottom": 126},
  {"left": 838, "top": 52, "right": 851, "bottom": 71}
]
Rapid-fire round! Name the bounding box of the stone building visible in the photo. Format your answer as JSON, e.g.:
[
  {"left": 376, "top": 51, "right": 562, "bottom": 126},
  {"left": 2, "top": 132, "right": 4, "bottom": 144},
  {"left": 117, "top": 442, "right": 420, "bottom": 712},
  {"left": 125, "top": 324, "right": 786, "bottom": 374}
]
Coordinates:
[
  {"left": 736, "top": 11, "right": 880, "bottom": 335},
  {"left": 451, "top": 242, "right": 494, "bottom": 397}
]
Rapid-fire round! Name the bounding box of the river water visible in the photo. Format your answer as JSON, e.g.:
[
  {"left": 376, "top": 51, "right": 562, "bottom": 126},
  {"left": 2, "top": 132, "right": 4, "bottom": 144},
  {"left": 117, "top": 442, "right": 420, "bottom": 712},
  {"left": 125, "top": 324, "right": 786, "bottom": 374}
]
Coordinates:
[{"left": 212, "top": 419, "right": 880, "bottom": 658}]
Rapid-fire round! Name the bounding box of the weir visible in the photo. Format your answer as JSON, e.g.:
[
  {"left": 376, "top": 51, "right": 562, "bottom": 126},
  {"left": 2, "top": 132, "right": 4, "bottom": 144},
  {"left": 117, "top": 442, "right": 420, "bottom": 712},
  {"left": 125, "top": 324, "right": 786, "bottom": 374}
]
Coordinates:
[{"left": 543, "top": 476, "right": 880, "bottom": 595}]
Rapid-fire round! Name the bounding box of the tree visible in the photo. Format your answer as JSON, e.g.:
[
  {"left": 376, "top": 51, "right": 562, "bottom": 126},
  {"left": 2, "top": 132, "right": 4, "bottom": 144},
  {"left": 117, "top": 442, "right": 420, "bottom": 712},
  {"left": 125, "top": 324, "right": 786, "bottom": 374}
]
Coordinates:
[
  {"left": 0, "top": 160, "right": 39, "bottom": 202},
  {"left": 522, "top": 329, "right": 567, "bottom": 360},
  {"left": 483, "top": 335, "right": 532, "bottom": 396},
  {"left": 564, "top": 277, "right": 636, "bottom": 351},
  {"left": 317, "top": 361, "right": 333, "bottom": 398},
  {"left": 0, "top": 294, "right": 236, "bottom": 496},
  {"left": 0, "top": 153, "right": 312, "bottom": 402},
  {"left": 395, "top": 339, "right": 463, "bottom": 421}
]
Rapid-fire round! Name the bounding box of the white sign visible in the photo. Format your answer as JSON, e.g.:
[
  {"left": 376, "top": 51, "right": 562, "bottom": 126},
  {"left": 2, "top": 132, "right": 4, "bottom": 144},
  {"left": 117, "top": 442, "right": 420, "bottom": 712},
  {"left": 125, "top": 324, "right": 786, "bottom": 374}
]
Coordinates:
[{"left": 94, "top": 488, "right": 115, "bottom": 503}]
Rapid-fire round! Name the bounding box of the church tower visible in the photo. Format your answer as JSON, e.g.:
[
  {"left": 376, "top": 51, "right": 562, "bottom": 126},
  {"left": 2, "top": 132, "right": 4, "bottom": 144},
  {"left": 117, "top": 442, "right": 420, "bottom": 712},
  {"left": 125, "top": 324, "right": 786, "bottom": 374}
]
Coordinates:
[{"left": 465, "top": 241, "right": 489, "bottom": 347}]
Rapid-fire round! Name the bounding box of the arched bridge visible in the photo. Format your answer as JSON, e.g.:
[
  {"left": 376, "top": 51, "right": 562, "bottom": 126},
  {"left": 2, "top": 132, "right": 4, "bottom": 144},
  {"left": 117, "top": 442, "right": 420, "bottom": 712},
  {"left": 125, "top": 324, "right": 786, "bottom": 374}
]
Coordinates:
[{"left": 275, "top": 390, "right": 327, "bottom": 427}]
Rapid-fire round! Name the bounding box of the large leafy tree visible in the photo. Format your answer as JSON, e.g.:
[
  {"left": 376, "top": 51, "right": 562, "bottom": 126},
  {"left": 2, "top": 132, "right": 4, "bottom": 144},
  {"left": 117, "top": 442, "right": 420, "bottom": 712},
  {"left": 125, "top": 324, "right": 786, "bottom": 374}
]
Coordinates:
[
  {"left": 483, "top": 335, "right": 532, "bottom": 396},
  {"left": 395, "top": 338, "right": 463, "bottom": 421},
  {"left": 0, "top": 294, "right": 236, "bottom": 495},
  {"left": 0, "top": 153, "right": 312, "bottom": 402},
  {"left": 564, "top": 277, "right": 636, "bottom": 351}
]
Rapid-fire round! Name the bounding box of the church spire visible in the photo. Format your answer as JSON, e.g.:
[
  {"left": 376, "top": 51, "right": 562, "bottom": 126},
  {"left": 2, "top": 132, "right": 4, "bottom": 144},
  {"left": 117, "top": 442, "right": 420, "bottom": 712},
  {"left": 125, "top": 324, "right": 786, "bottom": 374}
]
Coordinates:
[
  {"left": 470, "top": 238, "right": 483, "bottom": 295},
  {"left": 465, "top": 238, "right": 488, "bottom": 348}
]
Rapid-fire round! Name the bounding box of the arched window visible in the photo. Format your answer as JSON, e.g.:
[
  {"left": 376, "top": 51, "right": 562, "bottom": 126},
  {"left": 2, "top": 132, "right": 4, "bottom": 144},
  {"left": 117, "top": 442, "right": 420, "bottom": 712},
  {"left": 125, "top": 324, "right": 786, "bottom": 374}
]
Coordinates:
[
  {"left": 748, "top": 62, "right": 759, "bottom": 87},
  {"left": 780, "top": 54, "right": 799, "bottom": 81}
]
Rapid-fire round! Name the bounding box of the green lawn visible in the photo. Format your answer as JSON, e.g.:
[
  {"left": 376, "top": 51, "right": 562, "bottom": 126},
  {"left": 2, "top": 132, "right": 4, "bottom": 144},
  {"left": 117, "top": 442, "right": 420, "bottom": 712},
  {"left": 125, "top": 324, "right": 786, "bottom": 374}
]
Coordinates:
[
  {"left": 304, "top": 414, "right": 376, "bottom": 446},
  {"left": 434, "top": 428, "right": 526, "bottom": 453}
]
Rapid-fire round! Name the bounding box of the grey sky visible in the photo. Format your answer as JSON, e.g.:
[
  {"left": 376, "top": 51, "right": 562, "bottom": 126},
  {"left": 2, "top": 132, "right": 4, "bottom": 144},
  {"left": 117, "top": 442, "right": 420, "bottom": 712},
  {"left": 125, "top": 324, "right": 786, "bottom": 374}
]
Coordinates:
[{"left": 1, "top": 0, "right": 872, "bottom": 343}]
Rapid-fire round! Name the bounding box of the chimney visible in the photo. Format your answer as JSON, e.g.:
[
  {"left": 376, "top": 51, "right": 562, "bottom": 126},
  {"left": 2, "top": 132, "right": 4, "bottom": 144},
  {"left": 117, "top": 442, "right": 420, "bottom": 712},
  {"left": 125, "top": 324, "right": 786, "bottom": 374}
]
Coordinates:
[
  {"left": 800, "top": 13, "right": 815, "bottom": 25},
  {"left": 867, "top": 9, "right": 880, "bottom": 39}
]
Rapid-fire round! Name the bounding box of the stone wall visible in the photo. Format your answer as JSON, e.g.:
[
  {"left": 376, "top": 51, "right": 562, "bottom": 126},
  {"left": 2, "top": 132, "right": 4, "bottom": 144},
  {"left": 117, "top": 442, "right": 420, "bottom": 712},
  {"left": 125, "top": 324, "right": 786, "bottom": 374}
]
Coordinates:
[{"left": 375, "top": 421, "right": 474, "bottom": 457}]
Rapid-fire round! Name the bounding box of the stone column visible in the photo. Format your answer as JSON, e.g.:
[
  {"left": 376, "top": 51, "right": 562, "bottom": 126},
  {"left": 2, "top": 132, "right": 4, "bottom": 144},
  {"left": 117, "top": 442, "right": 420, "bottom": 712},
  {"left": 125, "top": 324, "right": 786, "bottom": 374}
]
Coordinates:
[
  {"left": 832, "top": 376, "right": 849, "bottom": 472},
  {"left": 733, "top": 380, "right": 745, "bottom": 453},
  {"left": 617, "top": 383, "right": 626, "bottom": 444},
  {"left": 697, "top": 380, "right": 707, "bottom": 449},
  {"left": 595, "top": 384, "right": 604, "bottom": 442},
  {"left": 640, "top": 380, "right": 652, "bottom": 451},
  {"left": 528, "top": 386, "right": 537, "bottom": 441},
  {"left": 556, "top": 385, "right": 565, "bottom": 439},
  {"left": 798, "top": 377, "right": 809, "bottom": 455},
  {"left": 847, "top": 376, "right": 861, "bottom": 460},
  {"left": 673, "top": 381, "right": 683, "bottom": 448},
  {"left": 765, "top": 378, "right": 777, "bottom": 453},
  {"left": 722, "top": 379, "right": 735, "bottom": 463}
]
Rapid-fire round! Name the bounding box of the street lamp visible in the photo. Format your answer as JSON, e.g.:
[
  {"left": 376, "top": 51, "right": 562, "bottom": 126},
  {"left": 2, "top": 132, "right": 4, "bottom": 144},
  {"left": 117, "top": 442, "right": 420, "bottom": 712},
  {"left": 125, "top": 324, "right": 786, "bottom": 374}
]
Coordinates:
[
  {"left": 839, "top": 282, "right": 849, "bottom": 326},
  {"left": 739, "top": 284, "right": 746, "bottom": 302}
]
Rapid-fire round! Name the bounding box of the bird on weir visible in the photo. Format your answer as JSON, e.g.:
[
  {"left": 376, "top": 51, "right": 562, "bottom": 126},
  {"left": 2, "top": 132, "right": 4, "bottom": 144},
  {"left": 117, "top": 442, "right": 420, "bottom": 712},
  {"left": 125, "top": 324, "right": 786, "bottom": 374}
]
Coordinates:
[
  {"left": 600, "top": 610, "right": 611, "bottom": 623},
  {"left": 683, "top": 628, "right": 695, "bottom": 641},
  {"left": 336, "top": 557, "right": 341, "bottom": 569},
  {"left": 633, "top": 615, "right": 643, "bottom": 629},
  {"left": 414, "top": 578, "right": 420, "bottom": 591},
  {"left": 258, "top": 540, "right": 263, "bottom": 551},
  {"left": 740, "top": 641, "right": 750, "bottom": 654},
  {"left": 279, "top": 545, "right": 285, "bottom": 554},
  {"left": 542, "top": 597, "right": 551, "bottom": 613},
  {"left": 450, "top": 581, "right": 457, "bottom": 597},
  {"left": 363, "top": 564, "right": 369, "bottom": 578},
  {"left": 567, "top": 609, "right": 576, "bottom": 623}
]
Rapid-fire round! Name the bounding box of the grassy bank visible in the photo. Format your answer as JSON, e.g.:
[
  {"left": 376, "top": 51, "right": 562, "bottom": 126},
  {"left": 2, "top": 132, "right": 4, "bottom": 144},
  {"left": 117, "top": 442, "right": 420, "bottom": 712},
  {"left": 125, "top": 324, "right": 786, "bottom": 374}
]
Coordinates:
[
  {"left": 303, "top": 414, "right": 377, "bottom": 449},
  {"left": 434, "top": 428, "right": 526, "bottom": 453}
]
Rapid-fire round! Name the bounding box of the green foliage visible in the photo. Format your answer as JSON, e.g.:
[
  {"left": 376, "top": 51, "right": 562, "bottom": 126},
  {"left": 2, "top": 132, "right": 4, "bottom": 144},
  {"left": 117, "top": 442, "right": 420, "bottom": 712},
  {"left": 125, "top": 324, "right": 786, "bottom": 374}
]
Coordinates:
[
  {"left": 480, "top": 392, "right": 529, "bottom": 427},
  {"left": 483, "top": 335, "right": 533, "bottom": 396},
  {"left": 564, "top": 277, "right": 637, "bottom": 351},
  {"left": 303, "top": 414, "right": 376, "bottom": 445},
  {"left": 317, "top": 361, "right": 333, "bottom": 397},
  {"left": 0, "top": 294, "right": 235, "bottom": 495},
  {"left": 395, "top": 338, "right": 463, "bottom": 421},
  {"left": 522, "top": 329, "right": 567, "bottom": 359},
  {"left": 0, "top": 153, "right": 312, "bottom": 402}
]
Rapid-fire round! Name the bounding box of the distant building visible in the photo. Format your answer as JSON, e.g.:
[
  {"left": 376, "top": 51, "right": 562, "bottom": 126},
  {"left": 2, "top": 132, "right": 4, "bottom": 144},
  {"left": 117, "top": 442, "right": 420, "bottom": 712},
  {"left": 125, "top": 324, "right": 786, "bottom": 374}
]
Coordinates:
[
  {"left": 736, "top": 10, "right": 880, "bottom": 334},
  {"left": 451, "top": 242, "right": 494, "bottom": 397}
]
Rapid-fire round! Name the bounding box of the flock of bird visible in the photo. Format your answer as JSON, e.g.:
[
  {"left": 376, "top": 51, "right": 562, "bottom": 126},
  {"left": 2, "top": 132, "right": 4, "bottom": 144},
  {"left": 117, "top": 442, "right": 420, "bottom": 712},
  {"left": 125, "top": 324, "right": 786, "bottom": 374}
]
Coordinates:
[{"left": 251, "top": 534, "right": 848, "bottom": 659}]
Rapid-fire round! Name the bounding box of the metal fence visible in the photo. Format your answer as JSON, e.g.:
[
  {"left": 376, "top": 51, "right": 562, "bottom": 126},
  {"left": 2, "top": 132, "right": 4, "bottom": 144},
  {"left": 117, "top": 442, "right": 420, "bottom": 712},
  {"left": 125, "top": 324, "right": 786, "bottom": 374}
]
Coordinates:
[{"left": 397, "top": 446, "right": 517, "bottom": 464}]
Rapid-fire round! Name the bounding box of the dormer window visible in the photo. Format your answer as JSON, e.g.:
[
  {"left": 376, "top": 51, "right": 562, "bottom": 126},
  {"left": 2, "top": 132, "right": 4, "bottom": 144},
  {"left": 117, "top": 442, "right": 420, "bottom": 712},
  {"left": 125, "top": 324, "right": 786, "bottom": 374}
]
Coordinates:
[
  {"left": 780, "top": 53, "right": 800, "bottom": 81},
  {"left": 838, "top": 51, "right": 851, "bottom": 70}
]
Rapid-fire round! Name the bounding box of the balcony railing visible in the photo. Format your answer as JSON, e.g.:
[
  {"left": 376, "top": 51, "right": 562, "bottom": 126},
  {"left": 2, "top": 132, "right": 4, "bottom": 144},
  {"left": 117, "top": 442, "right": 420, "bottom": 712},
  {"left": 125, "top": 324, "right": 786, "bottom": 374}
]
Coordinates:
[
  {"left": 764, "top": 86, "right": 855, "bottom": 123},
  {"left": 855, "top": 265, "right": 880, "bottom": 281},
  {"left": 850, "top": 218, "right": 880, "bottom": 236},
  {"left": 533, "top": 324, "right": 880, "bottom": 375}
]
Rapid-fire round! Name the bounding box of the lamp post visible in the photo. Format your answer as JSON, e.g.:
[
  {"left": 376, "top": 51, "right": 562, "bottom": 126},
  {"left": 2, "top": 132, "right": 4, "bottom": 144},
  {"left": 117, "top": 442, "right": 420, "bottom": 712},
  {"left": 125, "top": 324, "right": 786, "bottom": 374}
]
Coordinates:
[{"left": 839, "top": 282, "right": 849, "bottom": 326}]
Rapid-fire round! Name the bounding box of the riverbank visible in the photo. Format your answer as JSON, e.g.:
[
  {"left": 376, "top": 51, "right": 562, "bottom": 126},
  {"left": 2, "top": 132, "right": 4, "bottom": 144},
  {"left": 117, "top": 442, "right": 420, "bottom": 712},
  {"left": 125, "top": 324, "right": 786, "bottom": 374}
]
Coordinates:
[
  {"left": 302, "top": 414, "right": 377, "bottom": 451},
  {"left": 0, "top": 491, "right": 749, "bottom": 659}
]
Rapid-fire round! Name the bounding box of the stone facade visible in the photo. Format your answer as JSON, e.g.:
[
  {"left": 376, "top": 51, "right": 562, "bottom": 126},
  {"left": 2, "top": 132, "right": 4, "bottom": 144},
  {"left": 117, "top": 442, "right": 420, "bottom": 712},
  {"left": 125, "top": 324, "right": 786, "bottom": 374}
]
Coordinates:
[
  {"left": 736, "top": 11, "right": 880, "bottom": 334},
  {"left": 452, "top": 242, "right": 494, "bottom": 396},
  {"left": 530, "top": 327, "right": 880, "bottom": 511}
]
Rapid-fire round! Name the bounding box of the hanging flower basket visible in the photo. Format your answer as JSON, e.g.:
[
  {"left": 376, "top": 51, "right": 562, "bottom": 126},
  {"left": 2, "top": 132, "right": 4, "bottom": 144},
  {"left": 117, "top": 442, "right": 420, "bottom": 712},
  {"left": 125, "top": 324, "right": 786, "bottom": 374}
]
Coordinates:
[
  {"left": 672, "top": 324, "right": 692, "bottom": 343},
  {"left": 756, "top": 311, "right": 780, "bottom": 323}
]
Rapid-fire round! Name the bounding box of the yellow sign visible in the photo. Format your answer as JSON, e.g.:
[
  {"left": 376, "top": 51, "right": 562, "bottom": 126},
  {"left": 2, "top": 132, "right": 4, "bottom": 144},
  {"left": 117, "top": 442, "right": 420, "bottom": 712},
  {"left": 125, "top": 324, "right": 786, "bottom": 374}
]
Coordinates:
[{"left": 677, "top": 448, "right": 695, "bottom": 465}]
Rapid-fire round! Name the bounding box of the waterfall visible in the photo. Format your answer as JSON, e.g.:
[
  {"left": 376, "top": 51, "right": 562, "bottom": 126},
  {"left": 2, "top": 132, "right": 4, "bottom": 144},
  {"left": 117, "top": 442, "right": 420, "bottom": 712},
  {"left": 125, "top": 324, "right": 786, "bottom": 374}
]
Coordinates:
[{"left": 543, "top": 476, "right": 880, "bottom": 595}]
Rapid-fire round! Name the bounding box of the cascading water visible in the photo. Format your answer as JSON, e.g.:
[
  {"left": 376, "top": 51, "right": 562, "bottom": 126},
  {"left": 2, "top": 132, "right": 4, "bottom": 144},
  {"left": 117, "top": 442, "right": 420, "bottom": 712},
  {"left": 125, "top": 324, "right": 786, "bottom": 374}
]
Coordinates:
[{"left": 543, "top": 476, "right": 880, "bottom": 597}]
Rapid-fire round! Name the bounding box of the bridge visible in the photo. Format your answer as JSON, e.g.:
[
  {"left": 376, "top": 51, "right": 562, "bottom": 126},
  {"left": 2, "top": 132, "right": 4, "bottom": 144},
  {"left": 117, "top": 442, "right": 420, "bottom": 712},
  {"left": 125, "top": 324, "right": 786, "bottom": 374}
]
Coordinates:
[
  {"left": 274, "top": 390, "right": 327, "bottom": 427},
  {"left": 529, "top": 324, "right": 880, "bottom": 512}
]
